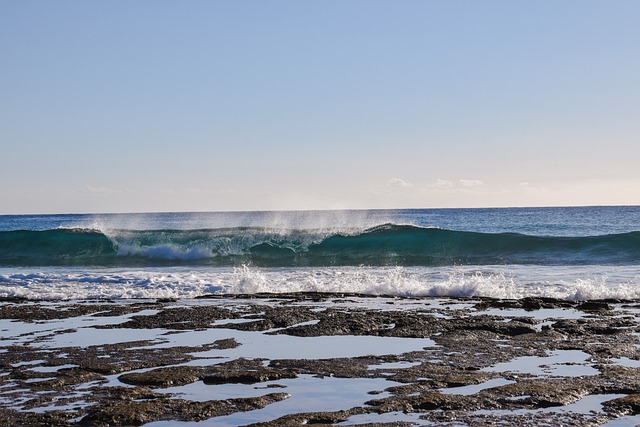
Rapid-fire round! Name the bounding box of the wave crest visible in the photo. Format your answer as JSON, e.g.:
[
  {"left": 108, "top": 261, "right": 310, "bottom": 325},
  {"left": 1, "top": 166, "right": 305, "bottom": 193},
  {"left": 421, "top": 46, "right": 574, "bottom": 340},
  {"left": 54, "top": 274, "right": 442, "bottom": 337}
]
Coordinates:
[{"left": 1, "top": 224, "right": 639, "bottom": 267}]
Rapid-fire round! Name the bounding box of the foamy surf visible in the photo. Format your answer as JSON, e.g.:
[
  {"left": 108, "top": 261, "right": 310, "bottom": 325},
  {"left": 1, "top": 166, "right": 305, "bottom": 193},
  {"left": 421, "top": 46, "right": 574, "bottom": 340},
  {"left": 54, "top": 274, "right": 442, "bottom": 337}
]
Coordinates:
[
  {"left": 2, "top": 265, "right": 640, "bottom": 301},
  {"left": 1, "top": 208, "right": 639, "bottom": 301}
]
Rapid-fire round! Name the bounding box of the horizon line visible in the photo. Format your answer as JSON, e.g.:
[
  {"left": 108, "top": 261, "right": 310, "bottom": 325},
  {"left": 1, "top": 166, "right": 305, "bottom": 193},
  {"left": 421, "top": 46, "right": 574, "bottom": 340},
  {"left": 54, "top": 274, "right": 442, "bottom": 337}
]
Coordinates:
[{"left": 1, "top": 203, "right": 639, "bottom": 217}]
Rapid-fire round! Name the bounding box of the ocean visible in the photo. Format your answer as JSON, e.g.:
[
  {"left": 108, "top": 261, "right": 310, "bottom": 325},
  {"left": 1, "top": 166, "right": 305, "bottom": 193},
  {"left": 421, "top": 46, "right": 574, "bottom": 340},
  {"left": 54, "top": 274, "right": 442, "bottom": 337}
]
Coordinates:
[{"left": 1, "top": 206, "right": 639, "bottom": 300}]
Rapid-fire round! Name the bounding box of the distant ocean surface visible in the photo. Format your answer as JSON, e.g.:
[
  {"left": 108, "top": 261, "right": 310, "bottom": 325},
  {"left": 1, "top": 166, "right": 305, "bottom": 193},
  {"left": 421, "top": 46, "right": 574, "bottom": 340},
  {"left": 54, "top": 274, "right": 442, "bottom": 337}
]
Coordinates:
[{"left": 1, "top": 206, "right": 639, "bottom": 300}]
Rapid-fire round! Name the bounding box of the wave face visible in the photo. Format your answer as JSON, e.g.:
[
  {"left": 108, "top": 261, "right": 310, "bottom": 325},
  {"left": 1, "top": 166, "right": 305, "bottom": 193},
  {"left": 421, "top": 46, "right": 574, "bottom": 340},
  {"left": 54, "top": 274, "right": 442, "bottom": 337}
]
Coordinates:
[{"left": 1, "top": 224, "right": 639, "bottom": 267}]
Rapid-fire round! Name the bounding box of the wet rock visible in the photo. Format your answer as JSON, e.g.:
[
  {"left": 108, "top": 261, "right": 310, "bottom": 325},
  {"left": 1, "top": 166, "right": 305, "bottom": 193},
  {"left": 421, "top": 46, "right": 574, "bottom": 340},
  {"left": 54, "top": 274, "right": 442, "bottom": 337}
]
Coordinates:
[
  {"left": 465, "top": 316, "right": 537, "bottom": 336},
  {"left": 117, "top": 357, "right": 299, "bottom": 388},
  {"left": 576, "top": 301, "right": 613, "bottom": 312},
  {"left": 0, "top": 409, "right": 73, "bottom": 427},
  {"left": 22, "top": 369, "right": 104, "bottom": 392},
  {"left": 385, "top": 362, "right": 493, "bottom": 387},
  {"left": 211, "top": 337, "right": 240, "bottom": 349},
  {"left": 474, "top": 297, "right": 573, "bottom": 311},
  {"left": 0, "top": 300, "right": 159, "bottom": 322},
  {"left": 491, "top": 378, "right": 594, "bottom": 408},
  {"left": 203, "top": 370, "right": 294, "bottom": 384},
  {"left": 551, "top": 318, "right": 635, "bottom": 335},
  {"left": 245, "top": 408, "right": 369, "bottom": 426},
  {"left": 270, "top": 357, "right": 371, "bottom": 379},
  {"left": 77, "top": 393, "right": 290, "bottom": 426},
  {"left": 105, "top": 305, "right": 234, "bottom": 330},
  {"left": 596, "top": 365, "right": 640, "bottom": 394},
  {"left": 366, "top": 391, "right": 488, "bottom": 413},
  {"left": 215, "top": 306, "right": 318, "bottom": 332},
  {"left": 278, "top": 309, "right": 447, "bottom": 338},
  {"left": 420, "top": 410, "right": 607, "bottom": 426},
  {"left": 119, "top": 366, "right": 205, "bottom": 387},
  {"left": 203, "top": 367, "right": 297, "bottom": 385},
  {"left": 70, "top": 341, "right": 210, "bottom": 375},
  {"left": 3, "top": 295, "right": 640, "bottom": 426},
  {"left": 91, "top": 385, "right": 165, "bottom": 401},
  {"left": 603, "top": 393, "right": 640, "bottom": 416}
]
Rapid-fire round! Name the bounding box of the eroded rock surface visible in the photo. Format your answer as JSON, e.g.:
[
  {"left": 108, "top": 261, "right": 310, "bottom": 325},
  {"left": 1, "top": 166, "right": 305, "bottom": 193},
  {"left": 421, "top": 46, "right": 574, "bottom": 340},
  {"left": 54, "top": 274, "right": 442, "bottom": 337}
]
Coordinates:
[{"left": 1, "top": 294, "right": 639, "bottom": 426}]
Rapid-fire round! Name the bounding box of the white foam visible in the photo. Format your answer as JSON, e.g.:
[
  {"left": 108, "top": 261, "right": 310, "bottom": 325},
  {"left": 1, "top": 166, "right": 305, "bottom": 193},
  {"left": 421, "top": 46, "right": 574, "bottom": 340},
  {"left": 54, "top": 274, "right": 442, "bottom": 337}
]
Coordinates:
[{"left": 1, "top": 265, "right": 640, "bottom": 301}]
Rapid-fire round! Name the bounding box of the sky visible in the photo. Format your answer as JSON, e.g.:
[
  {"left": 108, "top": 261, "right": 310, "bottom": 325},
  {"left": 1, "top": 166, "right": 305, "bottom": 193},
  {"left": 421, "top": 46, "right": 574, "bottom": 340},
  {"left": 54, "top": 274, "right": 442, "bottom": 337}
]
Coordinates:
[{"left": 1, "top": 1, "right": 639, "bottom": 214}]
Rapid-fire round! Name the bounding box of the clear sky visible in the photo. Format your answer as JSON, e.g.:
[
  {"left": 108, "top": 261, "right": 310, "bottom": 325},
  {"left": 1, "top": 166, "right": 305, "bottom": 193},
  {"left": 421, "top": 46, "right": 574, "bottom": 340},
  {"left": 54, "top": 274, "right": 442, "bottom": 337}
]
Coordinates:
[{"left": 1, "top": 1, "right": 639, "bottom": 214}]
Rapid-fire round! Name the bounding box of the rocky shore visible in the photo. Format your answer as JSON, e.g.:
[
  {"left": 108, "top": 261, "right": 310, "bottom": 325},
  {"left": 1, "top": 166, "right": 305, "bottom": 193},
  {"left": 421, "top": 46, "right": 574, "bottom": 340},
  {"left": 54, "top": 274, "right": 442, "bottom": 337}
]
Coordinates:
[{"left": 1, "top": 293, "right": 640, "bottom": 426}]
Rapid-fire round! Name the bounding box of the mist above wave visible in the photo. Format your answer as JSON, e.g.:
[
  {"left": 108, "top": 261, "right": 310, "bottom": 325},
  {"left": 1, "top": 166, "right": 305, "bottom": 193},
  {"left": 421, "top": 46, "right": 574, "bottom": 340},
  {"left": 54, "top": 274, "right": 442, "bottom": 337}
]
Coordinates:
[{"left": 2, "top": 224, "right": 640, "bottom": 267}]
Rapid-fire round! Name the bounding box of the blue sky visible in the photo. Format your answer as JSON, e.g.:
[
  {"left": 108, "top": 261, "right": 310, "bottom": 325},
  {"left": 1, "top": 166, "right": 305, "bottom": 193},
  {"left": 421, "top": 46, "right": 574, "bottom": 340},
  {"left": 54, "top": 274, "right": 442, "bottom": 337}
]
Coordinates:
[{"left": 1, "top": 1, "right": 639, "bottom": 213}]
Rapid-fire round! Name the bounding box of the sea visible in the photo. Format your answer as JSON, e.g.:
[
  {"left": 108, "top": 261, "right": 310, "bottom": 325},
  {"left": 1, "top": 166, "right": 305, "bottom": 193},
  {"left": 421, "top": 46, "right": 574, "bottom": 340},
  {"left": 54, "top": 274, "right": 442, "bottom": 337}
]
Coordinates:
[{"left": 1, "top": 206, "right": 639, "bottom": 301}]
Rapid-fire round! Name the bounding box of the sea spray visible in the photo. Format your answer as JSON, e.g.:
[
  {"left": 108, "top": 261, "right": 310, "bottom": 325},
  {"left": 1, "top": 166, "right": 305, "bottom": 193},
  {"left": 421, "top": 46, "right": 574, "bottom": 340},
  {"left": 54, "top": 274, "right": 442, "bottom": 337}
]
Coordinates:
[
  {"left": 1, "top": 207, "right": 639, "bottom": 301},
  {"left": 2, "top": 265, "right": 640, "bottom": 301},
  {"left": 2, "top": 225, "right": 639, "bottom": 267}
]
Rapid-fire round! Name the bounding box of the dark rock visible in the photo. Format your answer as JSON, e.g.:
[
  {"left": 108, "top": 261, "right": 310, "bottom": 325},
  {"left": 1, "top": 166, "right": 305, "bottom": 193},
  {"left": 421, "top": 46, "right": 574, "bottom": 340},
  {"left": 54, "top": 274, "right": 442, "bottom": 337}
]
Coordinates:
[
  {"left": 576, "top": 301, "right": 613, "bottom": 312},
  {"left": 105, "top": 305, "right": 233, "bottom": 330},
  {"left": 78, "top": 393, "right": 290, "bottom": 426},
  {"left": 203, "top": 367, "right": 296, "bottom": 385},
  {"left": 0, "top": 409, "right": 72, "bottom": 427},
  {"left": 603, "top": 393, "right": 640, "bottom": 416},
  {"left": 3, "top": 296, "right": 640, "bottom": 426},
  {"left": 119, "top": 366, "right": 205, "bottom": 387}
]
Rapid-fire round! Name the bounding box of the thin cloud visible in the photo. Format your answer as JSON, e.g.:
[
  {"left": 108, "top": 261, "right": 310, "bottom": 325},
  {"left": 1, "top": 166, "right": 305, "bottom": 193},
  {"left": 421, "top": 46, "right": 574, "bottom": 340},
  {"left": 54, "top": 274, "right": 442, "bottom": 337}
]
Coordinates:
[
  {"left": 84, "top": 185, "right": 133, "bottom": 194},
  {"left": 86, "top": 185, "right": 115, "bottom": 194},
  {"left": 459, "top": 179, "right": 484, "bottom": 187},
  {"left": 388, "top": 178, "right": 413, "bottom": 188},
  {"left": 435, "top": 179, "right": 454, "bottom": 188}
]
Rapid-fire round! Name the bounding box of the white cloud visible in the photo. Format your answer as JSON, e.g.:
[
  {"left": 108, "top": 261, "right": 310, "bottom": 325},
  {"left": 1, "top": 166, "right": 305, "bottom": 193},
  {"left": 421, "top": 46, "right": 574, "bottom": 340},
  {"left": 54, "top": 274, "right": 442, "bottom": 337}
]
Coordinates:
[
  {"left": 435, "top": 179, "right": 454, "bottom": 188},
  {"left": 84, "top": 185, "right": 133, "bottom": 194},
  {"left": 86, "top": 185, "right": 115, "bottom": 194},
  {"left": 388, "top": 178, "right": 413, "bottom": 188},
  {"left": 459, "top": 179, "right": 484, "bottom": 187}
]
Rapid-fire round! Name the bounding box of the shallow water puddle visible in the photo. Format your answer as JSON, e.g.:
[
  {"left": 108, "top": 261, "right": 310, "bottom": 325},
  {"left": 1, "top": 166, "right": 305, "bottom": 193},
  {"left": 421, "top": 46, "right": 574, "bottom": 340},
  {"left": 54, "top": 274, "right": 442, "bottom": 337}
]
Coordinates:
[
  {"left": 473, "top": 393, "right": 626, "bottom": 417},
  {"left": 481, "top": 349, "right": 598, "bottom": 377},
  {"left": 540, "top": 393, "right": 626, "bottom": 414},
  {"left": 611, "top": 357, "right": 640, "bottom": 368},
  {"left": 29, "top": 364, "right": 79, "bottom": 373},
  {"left": 2, "top": 297, "right": 638, "bottom": 425},
  {"left": 368, "top": 360, "right": 422, "bottom": 370},
  {"left": 0, "top": 309, "right": 160, "bottom": 347},
  {"left": 28, "top": 313, "right": 434, "bottom": 359},
  {"left": 471, "top": 308, "right": 585, "bottom": 320},
  {"left": 146, "top": 375, "right": 400, "bottom": 427},
  {"left": 339, "top": 411, "right": 433, "bottom": 425},
  {"left": 284, "top": 296, "right": 475, "bottom": 313},
  {"left": 191, "top": 332, "right": 435, "bottom": 360},
  {"left": 210, "top": 318, "right": 260, "bottom": 327},
  {"left": 440, "top": 377, "right": 515, "bottom": 395},
  {"left": 11, "top": 360, "right": 44, "bottom": 368},
  {"left": 37, "top": 327, "right": 169, "bottom": 347},
  {"left": 602, "top": 413, "right": 640, "bottom": 426}
]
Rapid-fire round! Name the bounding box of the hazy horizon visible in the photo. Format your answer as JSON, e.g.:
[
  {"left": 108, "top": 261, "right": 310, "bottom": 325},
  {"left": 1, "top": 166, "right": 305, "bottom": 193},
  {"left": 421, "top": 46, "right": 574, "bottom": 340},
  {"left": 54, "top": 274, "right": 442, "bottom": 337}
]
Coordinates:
[{"left": 2, "top": 203, "right": 640, "bottom": 218}]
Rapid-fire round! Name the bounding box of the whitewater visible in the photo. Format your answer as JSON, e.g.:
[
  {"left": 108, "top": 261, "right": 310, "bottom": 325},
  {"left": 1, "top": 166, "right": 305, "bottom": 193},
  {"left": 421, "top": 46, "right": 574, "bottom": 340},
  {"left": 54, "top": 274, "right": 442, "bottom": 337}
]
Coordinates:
[{"left": 1, "top": 206, "right": 639, "bottom": 300}]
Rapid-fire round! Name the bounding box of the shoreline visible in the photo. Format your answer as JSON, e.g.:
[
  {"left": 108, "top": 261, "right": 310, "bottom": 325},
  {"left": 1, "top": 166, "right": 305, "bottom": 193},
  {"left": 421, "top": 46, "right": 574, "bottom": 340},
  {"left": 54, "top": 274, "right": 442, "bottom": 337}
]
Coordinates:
[{"left": 1, "top": 294, "right": 640, "bottom": 426}]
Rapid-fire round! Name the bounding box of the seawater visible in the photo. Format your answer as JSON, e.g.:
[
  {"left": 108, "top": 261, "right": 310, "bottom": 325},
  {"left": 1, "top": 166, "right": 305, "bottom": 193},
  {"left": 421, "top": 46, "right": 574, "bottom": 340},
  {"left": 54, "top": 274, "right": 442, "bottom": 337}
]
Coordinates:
[{"left": 0, "top": 206, "right": 639, "bottom": 300}]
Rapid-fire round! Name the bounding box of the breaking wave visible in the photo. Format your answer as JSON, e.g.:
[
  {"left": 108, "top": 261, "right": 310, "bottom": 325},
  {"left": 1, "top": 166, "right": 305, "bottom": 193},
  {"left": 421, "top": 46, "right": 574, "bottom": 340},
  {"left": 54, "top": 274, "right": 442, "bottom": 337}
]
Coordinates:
[{"left": 1, "top": 224, "right": 639, "bottom": 267}]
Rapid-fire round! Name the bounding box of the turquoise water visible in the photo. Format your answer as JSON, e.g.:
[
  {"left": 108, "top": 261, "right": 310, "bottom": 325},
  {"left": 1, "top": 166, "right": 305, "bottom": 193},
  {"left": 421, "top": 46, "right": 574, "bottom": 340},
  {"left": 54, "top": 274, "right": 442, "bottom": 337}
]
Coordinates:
[
  {"left": 0, "top": 207, "right": 639, "bottom": 300},
  {"left": 1, "top": 224, "right": 639, "bottom": 267},
  {"left": 2, "top": 206, "right": 640, "bottom": 235}
]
